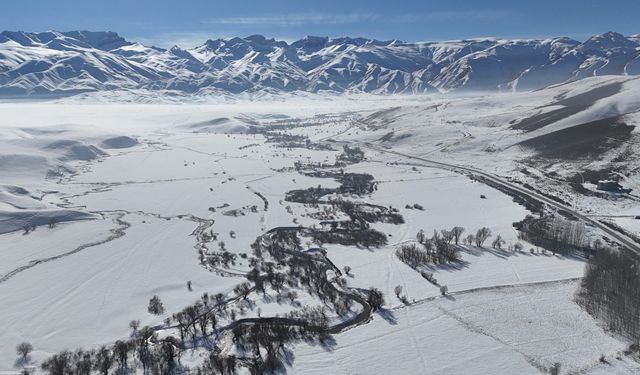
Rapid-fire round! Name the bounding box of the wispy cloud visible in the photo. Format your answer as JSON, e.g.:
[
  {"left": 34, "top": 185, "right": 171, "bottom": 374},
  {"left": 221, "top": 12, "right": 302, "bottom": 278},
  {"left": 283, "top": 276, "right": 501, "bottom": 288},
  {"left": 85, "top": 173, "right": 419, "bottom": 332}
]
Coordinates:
[
  {"left": 393, "top": 10, "right": 518, "bottom": 23},
  {"left": 206, "top": 12, "right": 380, "bottom": 26},
  {"left": 205, "top": 10, "right": 515, "bottom": 27},
  {"left": 133, "top": 10, "right": 518, "bottom": 48}
]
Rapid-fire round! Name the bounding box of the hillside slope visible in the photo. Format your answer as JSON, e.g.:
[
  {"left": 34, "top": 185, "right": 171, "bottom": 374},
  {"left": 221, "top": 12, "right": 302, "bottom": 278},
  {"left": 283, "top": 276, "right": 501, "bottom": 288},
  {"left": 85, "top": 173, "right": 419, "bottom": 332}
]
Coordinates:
[{"left": 1, "top": 31, "right": 639, "bottom": 95}]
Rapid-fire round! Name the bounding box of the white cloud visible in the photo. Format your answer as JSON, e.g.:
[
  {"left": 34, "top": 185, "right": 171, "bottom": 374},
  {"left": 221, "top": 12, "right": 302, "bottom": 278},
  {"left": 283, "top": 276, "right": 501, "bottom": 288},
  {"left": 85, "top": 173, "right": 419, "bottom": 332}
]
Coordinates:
[{"left": 206, "top": 12, "right": 380, "bottom": 26}]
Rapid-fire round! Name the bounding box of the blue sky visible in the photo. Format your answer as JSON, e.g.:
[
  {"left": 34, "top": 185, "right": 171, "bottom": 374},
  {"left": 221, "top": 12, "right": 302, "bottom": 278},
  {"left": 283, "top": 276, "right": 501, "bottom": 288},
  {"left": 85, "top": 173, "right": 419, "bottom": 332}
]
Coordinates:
[{"left": 2, "top": 0, "right": 639, "bottom": 47}]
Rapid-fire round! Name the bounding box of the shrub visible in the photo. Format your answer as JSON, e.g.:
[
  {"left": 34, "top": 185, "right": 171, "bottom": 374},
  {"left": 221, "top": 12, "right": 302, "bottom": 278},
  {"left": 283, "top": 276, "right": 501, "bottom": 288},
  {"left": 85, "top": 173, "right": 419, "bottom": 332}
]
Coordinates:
[{"left": 148, "top": 295, "right": 165, "bottom": 315}]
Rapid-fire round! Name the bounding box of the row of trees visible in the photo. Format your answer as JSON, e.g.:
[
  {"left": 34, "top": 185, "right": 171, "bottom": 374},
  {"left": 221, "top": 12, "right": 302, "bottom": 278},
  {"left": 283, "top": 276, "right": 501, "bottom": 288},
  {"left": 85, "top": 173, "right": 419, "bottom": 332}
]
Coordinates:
[
  {"left": 397, "top": 226, "right": 527, "bottom": 285},
  {"left": 335, "top": 199, "right": 404, "bottom": 227},
  {"left": 576, "top": 249, "right": 640, "bottom": 343},
  {"left": 416, "top": 226, "right": 493, "bottom": 249},
  {"left": 285, "top": 172, "right": 377, "bottom": 208},
  {"left": 231, "top": 311, "right": 330, "bottom": 374},
  {"left": 39, "top": 332, "right": 184, "bottom": 375},
  {"left": 400, "top": 227, "right": 464, "bottom": 267},
  {"left": 203, "top": 250, "right": 237, "bottom": 269},
  {"left": 515, "top": 215, "right": 589, "bottom": 255}
]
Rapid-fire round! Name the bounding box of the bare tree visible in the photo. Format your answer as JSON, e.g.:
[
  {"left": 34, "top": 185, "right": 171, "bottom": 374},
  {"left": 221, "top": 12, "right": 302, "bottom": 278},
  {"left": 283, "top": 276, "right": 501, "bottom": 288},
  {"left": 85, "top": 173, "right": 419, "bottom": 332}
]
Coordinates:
[
  {"left": 492, "top": 234, "right": 505, "bottom": 249},
  {"left": 94, "top": 346, "right": 114, "bottom": 375},
  {"left": 113, "top": 340, "right": 130, "bottom": 369},
  {"left": 72, "top": 349, "right": 93, "bottom": 375},
  {"left": 16, "top": 342, "right": 33, "bottom": 362},
  {"left": 440, "top": 285, "right": 448, "bottom": 296},
  {"left": 136, "top": 334, "right": 154, "bottom": 374},
  {"left": 441, "top": 229, "right": 454, "bottom": 244},
  {"left": 451, "top": 227, "right": 465, "bottom": 245},
  {"left": 416, "top": 229, "right": 426, "bottom": 244},
  {"left": 592, "top": 239, "right": 603, "bottom": 251},
  {"left": 367, "top": 287, "right": 385, "bottom": 311},
  {"left": 129, "top": 320, "right": 140, "bottom": 335},
  {"left": 214, "top": 293, "right": 225, "bottom": 306},
  {"left": 464, "top": 234, "right": 475, "bottom": 246},
  {"left": 343, "top": 265, "right": 352, "bottom": 275},
  {"left": 475, "top": 227, "right": 492, "bottom": 247},
  {"left": 159, "top": 338, "right": 180, "bottom": 374},
  {"left": 234, "top": 282, "right": 252, "bottom": 300},
  {"left": 287, "top": 290, "right": 298, "bottom": 303},
  {"left": 41, "top": 351, "right": 72, "bottom": 375},
  {"left": 394, "top": 285, "right": 403, "bottom": 298}
]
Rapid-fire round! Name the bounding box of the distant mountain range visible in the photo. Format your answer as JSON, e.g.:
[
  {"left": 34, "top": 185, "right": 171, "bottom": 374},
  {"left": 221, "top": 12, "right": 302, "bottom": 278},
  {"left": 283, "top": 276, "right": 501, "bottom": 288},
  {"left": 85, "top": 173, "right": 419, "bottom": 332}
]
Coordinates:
[{"left": 1, "top": 30, "right": 639, "bottom": 96}]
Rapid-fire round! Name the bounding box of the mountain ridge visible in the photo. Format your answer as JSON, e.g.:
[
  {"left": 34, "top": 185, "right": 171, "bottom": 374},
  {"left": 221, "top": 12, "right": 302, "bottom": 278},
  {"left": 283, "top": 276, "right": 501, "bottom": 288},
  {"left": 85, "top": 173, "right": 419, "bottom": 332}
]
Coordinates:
[{"left": 1, "top": 30, "right": 639, "bottom": 96}]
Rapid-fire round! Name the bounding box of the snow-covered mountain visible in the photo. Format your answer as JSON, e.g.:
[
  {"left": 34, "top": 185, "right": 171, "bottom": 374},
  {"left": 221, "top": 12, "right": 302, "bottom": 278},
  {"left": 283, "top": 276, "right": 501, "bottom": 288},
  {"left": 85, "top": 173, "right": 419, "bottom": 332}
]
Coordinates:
[{"left": 1, "top": 30, "right": 639, "bottom": 96}]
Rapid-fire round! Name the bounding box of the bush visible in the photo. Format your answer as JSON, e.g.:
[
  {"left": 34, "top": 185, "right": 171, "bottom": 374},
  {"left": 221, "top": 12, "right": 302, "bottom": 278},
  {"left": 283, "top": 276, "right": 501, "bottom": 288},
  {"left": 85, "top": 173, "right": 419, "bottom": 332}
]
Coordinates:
[
  {"left": 420, "top": 271, "right": 438, "bottom": 285},
  {"left": 148, "top": 295, "right": 165, "bottom": 315},
  {"left": 475, "top": 227, "right": 492, "bottom": 247},
  {"left": 367, "top": 287, "right": 385, "bottom": 311}
]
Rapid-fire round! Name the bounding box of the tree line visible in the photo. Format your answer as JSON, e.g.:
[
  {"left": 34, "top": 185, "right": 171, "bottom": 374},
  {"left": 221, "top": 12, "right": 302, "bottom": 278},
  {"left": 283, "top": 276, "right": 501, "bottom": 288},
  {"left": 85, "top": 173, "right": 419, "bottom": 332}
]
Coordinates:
[
  {"left": 514, "top": 215, "right": 591, "bottom": 255},
  {"left": 576, "top": 248, "right": 640, "bottom": 343},
  {"left": 398, "top": 226, "right": 499, "bottom": 271}
]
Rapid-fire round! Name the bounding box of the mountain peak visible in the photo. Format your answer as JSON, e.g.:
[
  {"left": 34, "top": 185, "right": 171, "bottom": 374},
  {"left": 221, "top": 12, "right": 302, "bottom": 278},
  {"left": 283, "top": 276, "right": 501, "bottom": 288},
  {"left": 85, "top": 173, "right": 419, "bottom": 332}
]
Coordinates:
[
  {"left": 1, "top": 30, "right": 640, "bottom": 95},
  {"left": 169, "top": 45, "right": 197, "bottom": 60},
  {"left": 0, "top": 31, "right": 39, "bottom": 46},
  {"left": 580, "top": 31, "right": 638, "bottom": 53},
  {"left": 290, "top": 36, "right": 329, "bottom": 51},
  {"left": 243, "top": 34, "right": 269, "bottom": 43},
  {"left": 61, "top": 30, "right": 132, "bottom": 50},
  {"left": 0, "top": 30, "right": 131, "bottom": 51}
]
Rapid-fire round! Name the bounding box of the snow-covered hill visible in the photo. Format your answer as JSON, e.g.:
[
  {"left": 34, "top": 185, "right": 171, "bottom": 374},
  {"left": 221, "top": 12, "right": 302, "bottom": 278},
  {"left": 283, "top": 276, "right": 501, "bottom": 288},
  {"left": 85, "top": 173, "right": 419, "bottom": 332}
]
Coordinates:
[{"left": 1, "top": 30, "right": 640, "bottom": 95}]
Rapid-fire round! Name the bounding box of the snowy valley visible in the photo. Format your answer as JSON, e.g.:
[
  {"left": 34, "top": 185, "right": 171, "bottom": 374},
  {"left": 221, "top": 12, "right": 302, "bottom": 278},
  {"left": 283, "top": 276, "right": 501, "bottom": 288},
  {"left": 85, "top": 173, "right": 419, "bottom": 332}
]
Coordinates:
[{"left": 1, "top": 69, "right": 640, "bottom": 375}]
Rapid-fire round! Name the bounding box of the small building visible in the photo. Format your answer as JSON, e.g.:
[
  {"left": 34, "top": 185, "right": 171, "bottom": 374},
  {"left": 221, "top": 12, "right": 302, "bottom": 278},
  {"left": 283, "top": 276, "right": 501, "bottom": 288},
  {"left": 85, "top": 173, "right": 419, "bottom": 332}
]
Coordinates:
[
  {"left": 597, "top": 180, "right": 621, "bottom": 191},
  {"left": 597, "top": 180, "right": 631, "bottom": 193}
]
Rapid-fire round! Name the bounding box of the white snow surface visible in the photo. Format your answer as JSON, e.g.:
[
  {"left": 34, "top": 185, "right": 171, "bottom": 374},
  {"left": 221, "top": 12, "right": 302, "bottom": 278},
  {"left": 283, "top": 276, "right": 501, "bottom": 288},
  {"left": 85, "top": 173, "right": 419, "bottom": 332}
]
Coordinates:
[{"left": 1, "top": 77, "right": 640, "bottom": 374}]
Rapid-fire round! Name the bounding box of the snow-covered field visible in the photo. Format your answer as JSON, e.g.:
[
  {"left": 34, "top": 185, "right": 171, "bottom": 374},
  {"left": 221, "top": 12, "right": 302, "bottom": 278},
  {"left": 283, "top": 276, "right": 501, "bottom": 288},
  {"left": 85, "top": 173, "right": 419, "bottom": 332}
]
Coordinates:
[
  {"left": 1, "top": 77, "right": 639, "bottom": 374},
  {"left": 291, "top": 280, "right": 640, "bottom": 374}
]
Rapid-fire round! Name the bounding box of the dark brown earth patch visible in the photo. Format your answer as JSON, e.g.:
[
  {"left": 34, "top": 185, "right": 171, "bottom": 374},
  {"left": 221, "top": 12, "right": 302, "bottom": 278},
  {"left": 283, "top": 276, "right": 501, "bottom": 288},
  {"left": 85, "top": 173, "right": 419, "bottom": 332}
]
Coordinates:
[
  {"left": 518, "top": 114, "right": 634, "bottom": 160},
  {"left": 512, "top": 82, "right": 624, "bottom": 132}
]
